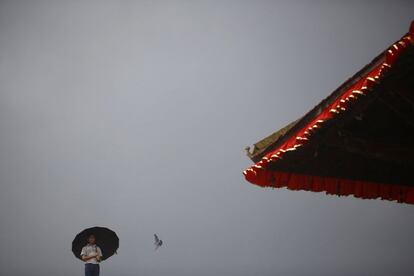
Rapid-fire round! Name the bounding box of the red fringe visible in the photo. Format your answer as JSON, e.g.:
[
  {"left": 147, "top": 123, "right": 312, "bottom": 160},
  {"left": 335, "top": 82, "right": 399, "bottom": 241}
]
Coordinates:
[{"left": 244, "top": 169, "right": 414, "bottom": 204}]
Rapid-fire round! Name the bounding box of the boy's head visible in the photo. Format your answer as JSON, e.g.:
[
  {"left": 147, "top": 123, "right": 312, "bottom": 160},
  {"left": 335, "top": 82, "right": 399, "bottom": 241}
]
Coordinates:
[{"left": 87, "top": 234, "right": 96, "bottom": 244}]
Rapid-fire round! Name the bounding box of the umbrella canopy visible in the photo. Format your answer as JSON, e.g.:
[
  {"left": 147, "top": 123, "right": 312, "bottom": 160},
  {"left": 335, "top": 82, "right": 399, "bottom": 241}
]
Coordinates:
[
  {"left": 72, "top": 226, "right": 119, "bottom": 261},
  {"left": 243, "top": 21, "right": 414, "bottom": 204}
]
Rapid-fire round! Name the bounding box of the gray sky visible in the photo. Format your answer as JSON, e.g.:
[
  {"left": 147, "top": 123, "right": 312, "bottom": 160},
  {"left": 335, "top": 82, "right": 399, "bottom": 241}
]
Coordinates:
[{"left": 0, "top": 1, "right": 413, "bottom": 275}]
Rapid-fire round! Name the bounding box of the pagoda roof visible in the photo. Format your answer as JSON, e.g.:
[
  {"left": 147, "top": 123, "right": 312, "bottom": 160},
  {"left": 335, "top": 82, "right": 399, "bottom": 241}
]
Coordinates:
[{"left": 243, "top": 21, "right": 414, "bottom": 204}]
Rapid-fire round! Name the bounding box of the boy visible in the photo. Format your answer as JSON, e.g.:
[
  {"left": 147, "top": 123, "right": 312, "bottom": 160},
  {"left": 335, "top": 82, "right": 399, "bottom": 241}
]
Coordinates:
[{"left": 80, "top": 234, "right": 103, "bottom": 276}]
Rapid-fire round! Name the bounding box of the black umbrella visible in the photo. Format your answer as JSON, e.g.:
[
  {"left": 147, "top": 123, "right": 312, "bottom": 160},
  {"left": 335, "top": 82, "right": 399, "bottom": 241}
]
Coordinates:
[{"left": 72, "top": 226, "right": 119, "bottom": 261}]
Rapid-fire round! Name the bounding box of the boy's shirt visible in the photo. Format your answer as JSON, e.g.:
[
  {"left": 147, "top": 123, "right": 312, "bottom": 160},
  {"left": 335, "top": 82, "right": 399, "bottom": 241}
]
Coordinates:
[{"left": 80, "top": 244, "right": 103, "bottom": 264}]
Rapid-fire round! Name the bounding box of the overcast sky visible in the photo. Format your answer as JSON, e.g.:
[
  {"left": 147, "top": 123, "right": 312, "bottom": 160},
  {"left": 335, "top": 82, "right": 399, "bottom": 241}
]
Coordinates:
[{"left": 0, "top": 1, "right": 413, "bottom": 276}]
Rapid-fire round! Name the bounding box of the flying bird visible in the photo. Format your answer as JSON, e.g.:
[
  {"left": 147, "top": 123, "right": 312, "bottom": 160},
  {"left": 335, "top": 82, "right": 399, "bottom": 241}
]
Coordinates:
[{"left": 154, "top": 234, "right": 163, "bottom": 250}]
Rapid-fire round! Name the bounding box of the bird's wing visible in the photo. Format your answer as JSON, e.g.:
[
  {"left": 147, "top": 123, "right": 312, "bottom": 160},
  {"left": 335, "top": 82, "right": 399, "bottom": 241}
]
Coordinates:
[{"left": 154, "top": 234, "right": 159, "bottom": 243}]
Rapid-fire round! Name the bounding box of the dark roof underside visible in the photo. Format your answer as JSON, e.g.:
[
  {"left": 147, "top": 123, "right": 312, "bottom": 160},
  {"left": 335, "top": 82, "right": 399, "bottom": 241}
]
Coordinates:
[{"left": 267, "top": 47, "right": 414, "bottom": 186}]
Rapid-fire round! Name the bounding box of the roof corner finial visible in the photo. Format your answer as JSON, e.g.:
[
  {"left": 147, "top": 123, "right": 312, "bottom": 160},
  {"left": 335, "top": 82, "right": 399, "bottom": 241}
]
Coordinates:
[{"left": 245, "top": 146, "right": 253, "bottom": 158}]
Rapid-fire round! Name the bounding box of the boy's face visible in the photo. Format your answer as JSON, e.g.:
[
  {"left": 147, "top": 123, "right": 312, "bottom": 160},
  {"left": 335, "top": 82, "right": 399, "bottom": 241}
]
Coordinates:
[{"left": 88, "top": 235, "right": 96, "bottom": 244}]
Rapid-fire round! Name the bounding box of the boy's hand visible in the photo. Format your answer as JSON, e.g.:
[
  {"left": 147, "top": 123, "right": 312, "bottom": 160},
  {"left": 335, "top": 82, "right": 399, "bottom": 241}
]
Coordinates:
[{"left": 89, "top": 253, "right": 98, "bottom": 259}]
